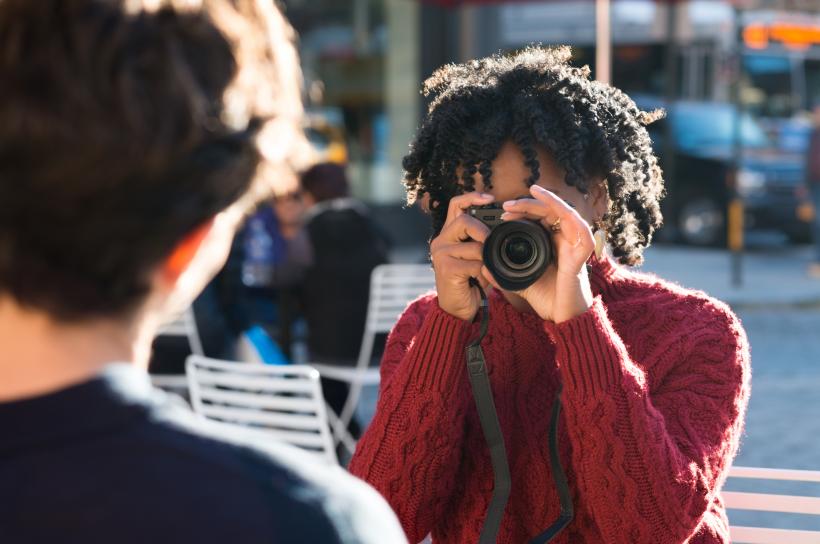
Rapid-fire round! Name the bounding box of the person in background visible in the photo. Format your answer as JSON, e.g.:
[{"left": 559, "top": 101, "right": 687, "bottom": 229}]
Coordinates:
[
  {"left": 0, "top": 1, "right": 406, "bottom": 542},
  {"left": 299, "top": 162, "right": 390, "bottom": 439},
  {"left": 195, "top": 190, "right": 312, "bottom": 362},
  {"left": 806, "top": 102, "right": 820, "bottom": 277}
]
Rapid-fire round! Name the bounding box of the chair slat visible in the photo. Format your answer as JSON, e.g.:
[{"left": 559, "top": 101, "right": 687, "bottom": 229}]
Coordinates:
[
  {"left": 724, "top": 465, "right": 820, "bottom": 541},
  {"left": 197, "top": 387, "right": 318, "bottom": 413},
  {"left": 723, "top": 491, "right": 820, "bottom": 515},
  {"left": 193, "top": 372, "right": 316, "bottom": 393},
  {"left": 311, "top": 364, "right": 380, "bottom": 384},
  {"left": 730, "top": 466, "right": 820, "bottom": 483},
  {"left": 186, "top": 356, "right": 337, "bottom": 465},
  {"left": 730, "top": 526, "right": 820, "bottom": 544},
  {"left": 192, "top": 361, "right": 318, "bottom": 379},
  {"left": 198, "top": 405, "right": 324, "bottom": 432}
]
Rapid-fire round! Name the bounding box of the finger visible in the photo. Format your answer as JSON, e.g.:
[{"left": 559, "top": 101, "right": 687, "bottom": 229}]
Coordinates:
[
  {"left": 475, "top": 271, "right": 491, "bottom": 291},
  {"left": 500, "top": 210, "right": 548, "bottom": 223},
  {"left": 436, "top": 214, "right": 491, "bottom": 245},
  {"left": 440, "top": 257, "right": 484, "bottom": 281},
  {"left": 529, "top": 184, "right": 579, "bottom": 216},
  {"left": 502, "top": 197, "right": 569, "bottom": 223},
  {"left": 444, "top": 192, "right": 494, "bottom": 228},
  {"left": 481, "top": 266, "right": 501, "bottom": 291},
  {"left": 502, "top": 206, "right": 593, "bottom": 250},
  {"left": 501, "top": 201, "right": 561, "bottom": 236},
  {"left": 434, "top": 241, "right": 483, "bottom": 262}
]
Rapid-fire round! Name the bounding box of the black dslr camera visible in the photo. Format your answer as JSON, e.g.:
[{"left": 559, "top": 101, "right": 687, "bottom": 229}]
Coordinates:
[{"left": 468, "top": 201, "right": 555, "bottom": 291}]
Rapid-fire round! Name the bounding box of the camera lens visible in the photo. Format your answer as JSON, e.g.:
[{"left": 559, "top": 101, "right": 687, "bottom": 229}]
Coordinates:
[
  {"left": 501, "top": 236, "right": 536, "bottom": 269},
  {"left": 482, "top": 220, "right": 554, "bottom": 291}
]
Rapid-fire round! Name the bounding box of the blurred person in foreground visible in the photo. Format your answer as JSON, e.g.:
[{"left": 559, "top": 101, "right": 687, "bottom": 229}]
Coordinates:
[
  {"left": 350, "top": 47, "right": 750, "bottom": 543},
  {"left": 299, "top": 162, "right": 389, "bottom": 438},
  {"left": 0, "top": 1, "right": 405, "bottom": 543},
  {"left": 806, "top": 102, "right": 820, "bottom": 277}
]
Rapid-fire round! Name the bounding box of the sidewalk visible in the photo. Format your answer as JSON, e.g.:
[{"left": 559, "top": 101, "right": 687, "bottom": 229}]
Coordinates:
[
  {"left": 390, "top": 244, "right": 820, "bottom": 308},
  {"left": 635, "top": 245, "right": 820, "bottom": 308}
]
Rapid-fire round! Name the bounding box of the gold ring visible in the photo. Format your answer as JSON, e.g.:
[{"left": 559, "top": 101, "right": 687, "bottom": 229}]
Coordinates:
[{"left": 549, "top": 217, "right": 562, "bottom": 233}]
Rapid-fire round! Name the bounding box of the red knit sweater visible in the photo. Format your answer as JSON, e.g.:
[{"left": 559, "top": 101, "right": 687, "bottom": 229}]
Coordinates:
[{"left": 349, "top": 257, "right": 751, "bottom": 544}]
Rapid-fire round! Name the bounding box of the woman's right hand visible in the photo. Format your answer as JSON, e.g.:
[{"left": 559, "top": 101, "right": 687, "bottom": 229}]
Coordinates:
[{"left": 430, "top": 192, "right": 494, "bottom": 321}]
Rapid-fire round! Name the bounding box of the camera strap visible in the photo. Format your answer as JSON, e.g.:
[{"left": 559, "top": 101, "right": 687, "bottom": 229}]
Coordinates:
[{"left": 466, "top": 280, "right": 573, "bottom": 544}]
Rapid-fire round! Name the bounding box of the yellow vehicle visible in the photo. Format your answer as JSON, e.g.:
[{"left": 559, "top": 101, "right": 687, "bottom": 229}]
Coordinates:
[{"left": 305, "top": 109, "right": 347, "bottom": 165}]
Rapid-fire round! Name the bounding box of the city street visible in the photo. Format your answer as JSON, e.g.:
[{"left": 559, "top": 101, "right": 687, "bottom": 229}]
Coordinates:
[{"left": 734, "top": 306, "right": 820, "bottom": 473}]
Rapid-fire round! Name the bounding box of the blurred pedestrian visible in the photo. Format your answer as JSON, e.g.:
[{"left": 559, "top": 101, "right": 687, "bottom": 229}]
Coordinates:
[
  {"left": 350, "top": 46, "right": 750, "bottom": 544},
  {"left": 806, "top": 102, "right": 820, "bottom": 277},
  {"left": 0, "top": 1, "right": 406, "bottom": 543},
  {"left": 299, "top": 163, "right": 390, "bottom": 438}
]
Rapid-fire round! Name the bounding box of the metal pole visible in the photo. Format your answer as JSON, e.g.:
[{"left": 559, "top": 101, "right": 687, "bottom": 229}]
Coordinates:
[
  {"left": 459, "top": 4, "right": 476, "bottom": 62},
  {"left": 729, "top": 5, "right": 745, "bottom": 287},
  {"left": 595, "top": 0, "right": 611, "bottom": 84},
  {"left": 353, "top": 0, "right": 369, "bottom": 55},
  {"left": 663, "top": 1, "right": 679, "bottom": 231}
]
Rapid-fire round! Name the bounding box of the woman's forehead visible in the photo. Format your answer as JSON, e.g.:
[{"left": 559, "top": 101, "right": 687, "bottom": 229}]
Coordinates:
[{"left": 470, "top": 141, "right": 568, "bottom": 197}]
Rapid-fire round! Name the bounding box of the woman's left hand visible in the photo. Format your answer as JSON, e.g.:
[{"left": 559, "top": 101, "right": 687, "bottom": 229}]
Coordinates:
[{"left": 482, "top": 184, "right": 595, "bottom": 323}]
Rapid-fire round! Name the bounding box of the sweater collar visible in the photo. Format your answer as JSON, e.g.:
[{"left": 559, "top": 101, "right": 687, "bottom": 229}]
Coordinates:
[
  {"left": 0, "top": 363, "right": 155, "bottom": 453},
  {"left": 587, "top": 253, "right": 620, "bottom": 299}
]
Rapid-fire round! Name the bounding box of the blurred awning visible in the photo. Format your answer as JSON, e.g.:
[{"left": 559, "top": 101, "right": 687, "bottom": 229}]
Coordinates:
[
  {"left": 418, "top": 0, "right": 754, "bottom": 5},
  {"left": 418, "top": 0, "right": 617, "bottom": 83},
  {"left": 419, "top": 0, "right": 555, "bottom": 5}
]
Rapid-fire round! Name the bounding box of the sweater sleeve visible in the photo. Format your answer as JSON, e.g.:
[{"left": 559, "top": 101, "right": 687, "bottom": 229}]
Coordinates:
[
  {"left": 348, "top": 296, "right": 474, "bottom": 544},
  {"left": 542, "top": 296, "right": 750, "bottom": 543}
]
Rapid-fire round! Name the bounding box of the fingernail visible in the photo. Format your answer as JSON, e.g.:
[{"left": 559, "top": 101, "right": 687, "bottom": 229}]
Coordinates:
[
  {"left": 481, "top": 193, "right": 493, "bottom": 199},
  {"left": 500, "top": 212, "right": 511, "bottom": 220},
  {"left": 502, "top": 200, "right": 517, "bottom": 208},
  {"left": 532, "top": 185, "right": 548, "bottom": 194}
]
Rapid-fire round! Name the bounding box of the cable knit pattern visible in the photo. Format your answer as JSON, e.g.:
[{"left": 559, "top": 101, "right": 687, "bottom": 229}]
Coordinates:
[{"left": 349, "top": 257, "right": 751, "bottom": 544}]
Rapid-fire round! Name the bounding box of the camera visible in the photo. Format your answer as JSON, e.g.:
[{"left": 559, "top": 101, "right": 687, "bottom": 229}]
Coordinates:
[{"left": 468, "top": 202, "right": 555, "bottom": 291}]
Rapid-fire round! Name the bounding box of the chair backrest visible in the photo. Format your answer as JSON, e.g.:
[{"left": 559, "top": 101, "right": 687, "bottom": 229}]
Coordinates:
[
  {"left": 322, "top": 264, "right": 435, "bottom": 445},
  {"left": 156, "top": 307, "right": 204, "bottom": 356},
  {"left": 365, "top": 263, "right": 436, "bottom": 336},
  {"left": 186, "top": 356, "right": 338, "bottom": 465},
  {"left": 725, "top": 465, "right": 820, "bottom": 543}
]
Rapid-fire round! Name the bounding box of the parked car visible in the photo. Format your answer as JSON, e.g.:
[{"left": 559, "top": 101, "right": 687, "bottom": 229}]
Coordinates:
[
  {"left": 305, "top": 107, "right": 348, "bottom": 165},
  {"left": 636, "top": 98, "right": 812, "bottom": 246}
]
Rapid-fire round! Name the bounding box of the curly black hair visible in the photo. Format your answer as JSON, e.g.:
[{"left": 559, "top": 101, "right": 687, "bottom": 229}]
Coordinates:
[{"left": 403, "top": 46, "right": 665, "bottom": 266}]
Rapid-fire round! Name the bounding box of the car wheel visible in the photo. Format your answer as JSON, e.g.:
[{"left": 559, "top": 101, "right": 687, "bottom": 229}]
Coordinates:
[
  {"left": 786, "top": 227, "right": 812, "bottom": 245},
  {"left": 678, "top": 197, "right": 725, "bottom": 246}
]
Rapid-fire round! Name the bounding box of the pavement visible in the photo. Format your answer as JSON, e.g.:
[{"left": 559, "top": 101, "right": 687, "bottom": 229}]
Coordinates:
[
  {"left": 391, "top": 243, "right": 820, "bottom": 309},
  {"left": 639, "top": 244, "right": 820, "bottom": 309}
]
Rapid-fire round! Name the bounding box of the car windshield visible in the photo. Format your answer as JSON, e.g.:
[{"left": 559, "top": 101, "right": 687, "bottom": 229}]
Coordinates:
[{"left": 670, "top": 104, "right": 772, "bottom": 151}]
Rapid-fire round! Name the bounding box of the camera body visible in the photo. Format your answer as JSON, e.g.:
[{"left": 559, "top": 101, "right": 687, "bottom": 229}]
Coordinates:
[{"left": 468, "top": 203, "right": 555, "bottom": 291}]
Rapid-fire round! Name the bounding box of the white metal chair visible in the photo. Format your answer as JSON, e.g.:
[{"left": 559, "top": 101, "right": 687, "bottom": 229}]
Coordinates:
[
  {"left": 310, "top": 263, "right": 436, "bottom": 454},
  {"left": 725, "top": 465, "right": 820, "bottom": 543},
  {"left": 186, "top": 355, "right": 338, "bottom": 465},
  {"left": 150, "top": 307, "right": 203, "bottom": 395}
]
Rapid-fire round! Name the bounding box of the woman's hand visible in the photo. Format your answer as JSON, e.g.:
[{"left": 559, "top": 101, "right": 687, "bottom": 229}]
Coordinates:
[
  {"left": 488, "top": 184, "right": 595, "bottom": 323},
  {"left": 431, "top": 192, "right": 494, "bottom": 321}
]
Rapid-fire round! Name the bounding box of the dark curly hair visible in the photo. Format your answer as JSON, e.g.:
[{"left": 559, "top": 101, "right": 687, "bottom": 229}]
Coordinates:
[{"left": 403, "top": 46, "right": 665, "bottom": 266}]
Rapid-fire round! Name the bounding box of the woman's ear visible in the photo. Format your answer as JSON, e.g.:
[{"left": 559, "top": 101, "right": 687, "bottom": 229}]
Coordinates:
[
  {"left": 590, "top": 179, "right": 610, "bottom": 219},
  {"left": 161, "top": 219, "right": 216, "bottom": 285}
]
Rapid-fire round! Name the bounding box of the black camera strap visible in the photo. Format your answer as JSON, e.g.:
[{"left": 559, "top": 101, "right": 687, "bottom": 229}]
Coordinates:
[{"left": 466, "top": 279, "right": 574, "bottom": 544}]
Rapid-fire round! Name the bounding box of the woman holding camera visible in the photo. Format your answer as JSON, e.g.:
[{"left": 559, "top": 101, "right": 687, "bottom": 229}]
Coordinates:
[{"left": 349, "top": 47, "right": 750, "bottom": 544}]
